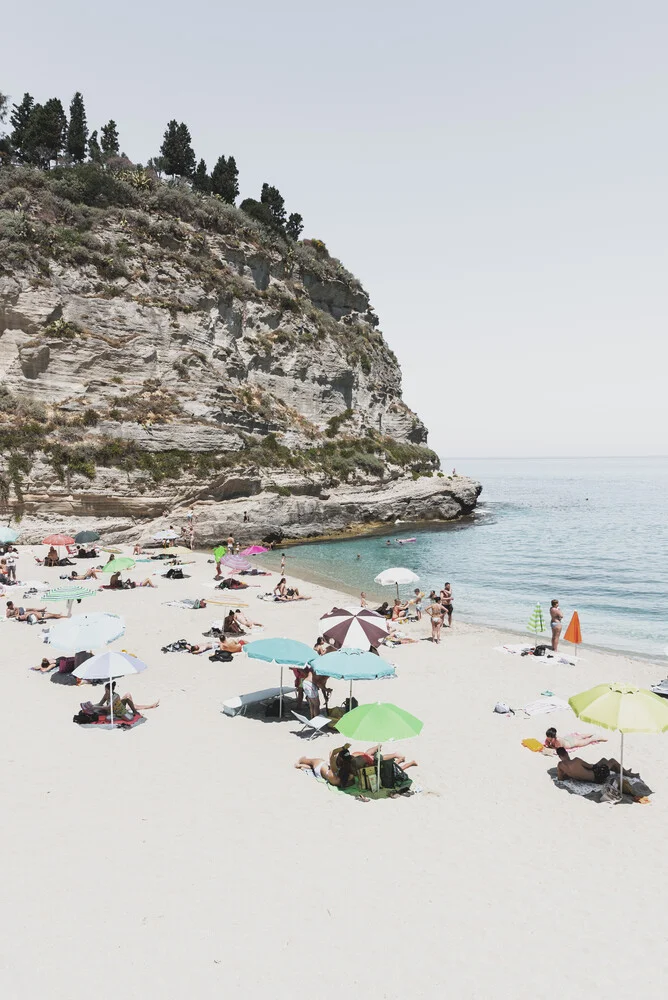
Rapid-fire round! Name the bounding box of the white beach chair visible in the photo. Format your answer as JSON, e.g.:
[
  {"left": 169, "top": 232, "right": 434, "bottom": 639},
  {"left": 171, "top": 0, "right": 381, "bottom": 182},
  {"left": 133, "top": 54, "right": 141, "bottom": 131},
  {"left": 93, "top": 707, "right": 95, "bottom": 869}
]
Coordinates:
[
  {"left": 291, "top": 711, "right": 332, "bottom": 740},
  {"left": 222, "top": 686, "right": 293, "bottom": 717}
]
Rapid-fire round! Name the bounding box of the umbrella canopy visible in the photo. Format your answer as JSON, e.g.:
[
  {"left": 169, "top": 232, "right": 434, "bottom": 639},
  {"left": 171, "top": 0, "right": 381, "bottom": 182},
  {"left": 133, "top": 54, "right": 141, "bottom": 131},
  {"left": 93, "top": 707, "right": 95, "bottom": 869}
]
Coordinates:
[
  {"left": 245, "top": 637, "right": 315, "bottom": 717},
  {"left": 569, "top": 683, "right": 668, "bottom": 798},
  {"left": 154, "top": 530, "right": 178, "bottom": 541},
  {"left": 335, "top": 701, "right": 423, "bottom": 790},
  {"left": 527, "top": 603, "right": 545, "bottom": 635},
  {"left": 320, "top": 606, "right": 389, "bottom": 649},
  {"left": 221, "top": 553, "right": 252, "bottom": 572},
  {"left": 310, "top": 648, "right": 395, "bottom": 681},
  {"left": 73, "top": 650, "right": 148, "bottom": 727},
  {"left": 213, "top": 545, "right": 227, "bottom": 561},
  {"left": 240, "top": 545, "right": 269, "bottom": 555},
  {"left": 74, "top": 530, "right": 100, "bottom": 544},
  {"left": 0, "top": 526, "right": 19, "bottom": 544},
  {"left": 374, "top": 567, "right": 419, "bottom": 597},
  {"left": 42, "top": 584, "right": 96, "bottom": 617},
  {"left": 564, "top": 611, "right": 582, "bottom": 646},
  {"left": 48, "top": 612, "right": 125, "bottom": 653},
  {"left": 100, "top": 557, "right": 135, "bottom": 573},
  {"left": 43, "top": 533, "right": 75, "bottom": 547},
  {"left": 101, "top": 546, "right": 122, "bottom": 555}
]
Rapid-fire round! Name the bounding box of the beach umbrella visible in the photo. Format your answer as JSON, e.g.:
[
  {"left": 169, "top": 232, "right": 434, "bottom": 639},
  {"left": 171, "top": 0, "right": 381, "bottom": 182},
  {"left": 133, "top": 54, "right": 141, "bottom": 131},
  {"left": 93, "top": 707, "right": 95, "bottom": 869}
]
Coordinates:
[
  {"left": 310, "top": 647, "right": 395, "bottom": 705},
  {"left": 213, "top": 545, "right": 227, "bottom": 563},
  {"left": 244, "top": 637, "right": 314, "bottom": 717},
  {"left": 100, "top": 557, "right": 136, "bottom": 574},
  {"left": 527, "top": 603, "right": 545, "bottom": 637},
  {"left": 48, "top": 612, "right": 125, "bottom": 654},
  {"left": 74, "top": 530, "right": 100, "bottom": 544},
  {"left": 221, "top": 553, "right": 252, "bottom": 572},
  {"left": 564, "top": 611, "right": 582, "bottom": 658},
  {"left": 43, "top": 533, "right": 75, "bottom": 547},
  {"left": 42, "top": 584, "right": 96, "bottom": 617},
  {"left": 0, "top": 527, "right": 19, "bottom": 544},
  {"left": 154, "top": 529, "right": 178, "bottom": 541},
  {"left": 335, "top": 701, "right": 423, "bottom": 791},
  {"left": 374, "top": 567, "right": 419, "bottom": 598},
  {"left": 73, "top": 650, "right": 148, "bottom": 728},
  {"left": 569, "top": 683, "right": 668, "bottom": 798},
  {"left": 240, "top": 545, "right": 269, "bottom": 555},
  {"left": 320, "top": 606, "right": 390, "bottom": 650},
  {"left": 101, "top": 546, "right": 123, "bottom": 555}
]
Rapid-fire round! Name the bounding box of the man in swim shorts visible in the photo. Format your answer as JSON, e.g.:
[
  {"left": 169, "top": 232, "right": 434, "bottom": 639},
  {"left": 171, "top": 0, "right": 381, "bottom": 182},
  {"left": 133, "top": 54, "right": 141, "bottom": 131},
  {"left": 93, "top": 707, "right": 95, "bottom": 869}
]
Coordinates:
[{"left": 555, "top": 747, "right": 637, "bottom": 783}]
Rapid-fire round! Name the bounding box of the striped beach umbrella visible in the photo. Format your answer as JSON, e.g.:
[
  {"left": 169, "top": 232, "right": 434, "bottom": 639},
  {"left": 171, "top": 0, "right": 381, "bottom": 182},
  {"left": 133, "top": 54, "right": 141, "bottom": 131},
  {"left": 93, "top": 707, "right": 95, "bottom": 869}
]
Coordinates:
[
  {"left": 320, "top": 606, "right": 390, "bottom": 650},
  {"left": 527, "top": 603, "right": 545, "bottom": 636},
  {"left": 42, "top": 584, "right": 96, "bottom": 617},
  {"left": 221, "top": 554, "right": 252, "bottom": 572}
]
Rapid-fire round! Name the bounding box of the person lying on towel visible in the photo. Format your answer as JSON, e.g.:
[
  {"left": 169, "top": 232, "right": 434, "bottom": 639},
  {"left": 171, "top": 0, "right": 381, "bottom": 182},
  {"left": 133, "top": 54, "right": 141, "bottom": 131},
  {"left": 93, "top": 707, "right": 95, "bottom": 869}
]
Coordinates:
[
  {"left": 555, "top": 747, "right": 638, "bottom": 784},
  {"left": 545, "top": 727, "right": 607, "bottom": 750}
]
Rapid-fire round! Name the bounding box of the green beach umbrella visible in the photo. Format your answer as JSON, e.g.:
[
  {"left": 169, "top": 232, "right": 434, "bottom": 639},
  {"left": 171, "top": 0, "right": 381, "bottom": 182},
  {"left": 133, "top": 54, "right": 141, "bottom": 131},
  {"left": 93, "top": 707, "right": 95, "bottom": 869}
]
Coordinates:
[
  {"left": 527, "top": 603, "right": 545, "bottom": 637},
  {"left": 101, "top": 557, "right": 135, "bottom": 574},
  {"left": 42, "top": 584, "right": 96, "bottom": 617},
  {"left": 213, "top": 545, "right": 227, "bottom": 562},
  {"left": 335, "top": 701, "right": 423, "bottom": 792},
  {"left": 569, "top": 683, "right": 668, "bottom": 798}
]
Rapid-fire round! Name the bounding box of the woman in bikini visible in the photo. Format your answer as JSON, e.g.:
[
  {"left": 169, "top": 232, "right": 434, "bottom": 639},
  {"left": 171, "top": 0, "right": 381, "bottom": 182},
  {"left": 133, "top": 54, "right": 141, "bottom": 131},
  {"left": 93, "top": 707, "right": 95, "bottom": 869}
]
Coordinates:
[
  {"left": 425, "top": 601, "right": 446, "bottom": 643},
  {"left": 550, "top": 598, "right": 564, "bottom": 651},
  {"left": 295, "top": 747, "right": 355, "bottom": 787},
  {"left": 544, "top": 727, "right": 607, "bottom": 750}
]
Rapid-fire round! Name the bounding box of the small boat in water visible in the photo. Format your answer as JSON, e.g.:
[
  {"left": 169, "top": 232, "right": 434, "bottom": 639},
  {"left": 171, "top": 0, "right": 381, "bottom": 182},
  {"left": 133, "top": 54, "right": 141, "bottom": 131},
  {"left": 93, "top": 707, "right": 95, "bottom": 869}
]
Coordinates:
[{"left": 397, "top": 538, "right": 417, "bottom": 544}]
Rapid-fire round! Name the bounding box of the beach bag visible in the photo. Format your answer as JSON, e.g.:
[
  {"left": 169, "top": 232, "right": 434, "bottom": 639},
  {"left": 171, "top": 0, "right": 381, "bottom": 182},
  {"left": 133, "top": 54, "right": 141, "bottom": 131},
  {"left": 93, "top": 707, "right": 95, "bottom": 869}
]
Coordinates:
[
  {"left": 534, "top": 644, "right": 548, "bottom": 657},
  {"left": 209, "top": 650, "right": 233, "bottom": 662},
  {"left": 357, "top": 765, "right": 379, "bottom": 793},
  {"left": 494, "top": 702, "right": 513, "bottom": 714},
  {"left": 73, "top": 710, "right": 94, "bottom": 725},
  {"left": 264, "top": 699, "right": 280, "bottom": 717},
  {"left": 26, "top": 613, "right": 38, "bottom": 624}
]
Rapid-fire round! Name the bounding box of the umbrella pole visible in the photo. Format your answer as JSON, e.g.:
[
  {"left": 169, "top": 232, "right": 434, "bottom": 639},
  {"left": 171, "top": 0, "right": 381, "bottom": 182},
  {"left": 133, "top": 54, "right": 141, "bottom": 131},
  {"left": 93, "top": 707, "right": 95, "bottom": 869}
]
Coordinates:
[
  {"left": 349, "top": 679, "right": 353, "bottom": 710},
  {"left": 395, "top": 583, "right": 399, "bottom": 600},
  {"left": 109, "top": 668, "right": 114, "bottom": 728},
  {"left": 619, "top": 731, "right": 624, "bottom": 799},
  {"left": 279, "top": 664, "right": 283, "bottom": 718},
  {"left": 67, "top": 599, "right": 73, "bottom": 618},
  {"left": 377, "top": 742, "right": 382, "bottom": 794}
]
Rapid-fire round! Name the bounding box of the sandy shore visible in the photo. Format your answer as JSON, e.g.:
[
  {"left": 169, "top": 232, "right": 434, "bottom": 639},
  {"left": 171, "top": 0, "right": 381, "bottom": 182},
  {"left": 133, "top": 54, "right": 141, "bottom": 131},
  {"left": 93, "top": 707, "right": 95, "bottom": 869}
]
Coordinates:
[{"left": 2, "top": 545, "right": 668, "bottom": 998}]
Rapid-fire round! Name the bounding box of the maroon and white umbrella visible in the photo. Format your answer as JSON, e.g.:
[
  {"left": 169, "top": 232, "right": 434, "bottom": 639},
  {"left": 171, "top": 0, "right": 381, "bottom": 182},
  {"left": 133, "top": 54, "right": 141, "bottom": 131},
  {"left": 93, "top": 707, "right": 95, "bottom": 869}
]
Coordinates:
[{"left": 320, "top": 606, "right": 390, "bottom": 650}]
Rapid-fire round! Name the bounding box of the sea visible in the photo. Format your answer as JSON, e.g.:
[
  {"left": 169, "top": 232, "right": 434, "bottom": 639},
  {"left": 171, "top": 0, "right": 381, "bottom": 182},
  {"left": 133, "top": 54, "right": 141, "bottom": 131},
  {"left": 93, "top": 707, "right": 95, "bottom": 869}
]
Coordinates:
[{"left": 260, "top": 457, "right": 668, "bottom": 661}]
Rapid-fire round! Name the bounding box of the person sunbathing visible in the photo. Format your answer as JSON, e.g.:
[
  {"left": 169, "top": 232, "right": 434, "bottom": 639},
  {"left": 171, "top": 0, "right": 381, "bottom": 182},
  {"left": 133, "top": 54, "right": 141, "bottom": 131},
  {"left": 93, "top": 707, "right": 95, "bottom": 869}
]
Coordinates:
[
  {"left": 555, "top": 747, "right": 638, "bottom": 783},
  {"left": 295, "top": 746, "right": 355, "bottom": 787},
  {"left": 44, "top": 546, "right": 59, "bottom": 567},
  {"left": 234, "top": 609, "right": 261, "bottom": 628},
  {"left": 6, "top": 600, "right": 64, "bottom": 621},
  {"left": 274, "top": 578, "right": 311, "bottom": 601},
  {"left": 103, "top": 573, "right": 156, "bottom": 590},
  {"left": 374, "top": 602, "right": 392, "bottom": 618},
  {"left": 223, "top": 610, "right": 245, "bottom": 635},
  {"left": 219, "top": 576, "right": 251, "bottom": 590},
  {"left": 69, "top": 567, "right": 99, "bottom": 580},
  {"left": 351, "top": 745, "right": 419, "bottom": 770},
  {"left": 545, "top": 727, "right": 607, "bottom": 750},
  {"left": 95, "top": 681, "right": 159, "bottom": 720},
  {"left": 32, "top": 658, "right": 59, "bottom": 673}
]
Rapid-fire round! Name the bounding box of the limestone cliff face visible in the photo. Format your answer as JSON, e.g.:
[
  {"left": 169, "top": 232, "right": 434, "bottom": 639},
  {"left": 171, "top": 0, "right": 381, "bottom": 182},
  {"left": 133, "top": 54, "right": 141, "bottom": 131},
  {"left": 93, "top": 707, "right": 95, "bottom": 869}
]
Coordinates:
[{"left": 0, "top": 166, "right": 480, "bottom": 539}]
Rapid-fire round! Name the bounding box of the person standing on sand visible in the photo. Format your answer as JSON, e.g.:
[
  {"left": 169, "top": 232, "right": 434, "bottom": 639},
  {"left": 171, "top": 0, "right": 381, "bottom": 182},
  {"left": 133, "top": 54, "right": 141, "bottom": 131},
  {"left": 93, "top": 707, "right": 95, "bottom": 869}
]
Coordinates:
[
  {"left": 550, "top": 599, "right": 564, "bottom": 651},
  {"left": 280, "top": 553, "right": 286, "bottom": 574},
  {"left": 425, "top": 601, "right": 446, "bottom": 643},
  {"left": 440, "top": 582, "right": 454, "bottom": 627},
  {"left": 360, "top": 591, "right": 368, "bottom": 607}
]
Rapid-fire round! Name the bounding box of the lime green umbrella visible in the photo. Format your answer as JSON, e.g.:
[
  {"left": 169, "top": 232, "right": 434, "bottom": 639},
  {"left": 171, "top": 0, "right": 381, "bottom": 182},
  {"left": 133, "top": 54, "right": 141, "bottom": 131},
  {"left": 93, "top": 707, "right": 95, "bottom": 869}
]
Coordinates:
[
  {"left": 335, "top": 701, "right": 423, "bottom": 792},
  {"left": 100, "top": 557, "right": 136, "bottom": 574},
  {"left": 569, "top": 683, "right": 668, "bottom": 798},
  {"left": 213, "top": 545, "right": 227, "bottom": 562},
  {"left": 527, "top": 603, "right": 545, "bottom": 637}
]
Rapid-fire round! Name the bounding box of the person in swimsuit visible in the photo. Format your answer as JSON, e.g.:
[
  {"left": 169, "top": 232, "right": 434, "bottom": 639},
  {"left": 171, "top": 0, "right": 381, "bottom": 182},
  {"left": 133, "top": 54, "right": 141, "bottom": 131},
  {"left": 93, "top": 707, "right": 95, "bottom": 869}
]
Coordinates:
[
  {"left": 556, "top": 747, "right": 637, "bottom": 783},
  {"left": 550, "top": 599, "right": 564, "bottom": 651},
  {"left": 295, "top": 746, "right": 355, "bottom": 787},
  {"left": 96, "top": 682, "right": 159, "bottom": 720},
  {"left": 425, "top": 601, "right": 446, "bottom": 643},
  {"left": 391, "top": 598, "right": 408, "bottom": 621},
  {"left": 302, "top": 665, "right": 321, "bottom": 718},
  {"left": 440, "top": 583, "right": 454, "bottom": 626},
  {"left": 545, "top": 727, "right": 607, "bottom": 750}
]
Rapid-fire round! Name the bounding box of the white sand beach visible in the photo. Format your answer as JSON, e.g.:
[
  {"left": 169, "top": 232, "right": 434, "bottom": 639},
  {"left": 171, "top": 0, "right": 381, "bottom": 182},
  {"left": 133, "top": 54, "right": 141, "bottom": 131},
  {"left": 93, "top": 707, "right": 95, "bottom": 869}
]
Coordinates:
[{"left": 3, "top": 546, "right": 668, "bottom": 999}]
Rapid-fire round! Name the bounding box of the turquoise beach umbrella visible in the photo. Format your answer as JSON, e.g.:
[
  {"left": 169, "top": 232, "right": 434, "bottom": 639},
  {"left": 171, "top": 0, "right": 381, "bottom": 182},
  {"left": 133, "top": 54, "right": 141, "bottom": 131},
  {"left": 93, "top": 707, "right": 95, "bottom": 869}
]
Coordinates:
[
  {"left": 310, "top": 647, "right": 395, "bottom": 705},
  {"left": 527, "top": 603, "right": 545, "bottom": 636},
  {"left": 244, "top": 638, "right": 314, "bottom": 717},
  {"left": 0, "top": 527, "right": 19, "bottom": 544}
]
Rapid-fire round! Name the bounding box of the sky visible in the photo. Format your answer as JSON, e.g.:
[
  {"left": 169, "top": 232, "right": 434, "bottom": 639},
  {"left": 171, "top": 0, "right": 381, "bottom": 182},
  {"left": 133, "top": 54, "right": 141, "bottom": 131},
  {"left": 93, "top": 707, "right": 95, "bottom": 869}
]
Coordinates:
[{"left": 3, "top": 0, "right": 667, "bottom": 457}]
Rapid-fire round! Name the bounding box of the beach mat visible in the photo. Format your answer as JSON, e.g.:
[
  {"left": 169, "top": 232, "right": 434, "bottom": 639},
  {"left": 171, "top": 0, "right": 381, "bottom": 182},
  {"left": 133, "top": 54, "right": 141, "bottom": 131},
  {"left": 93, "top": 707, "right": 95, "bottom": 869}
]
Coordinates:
[{"left": 78, "top": 712, "right": 146, "bottom": 731}]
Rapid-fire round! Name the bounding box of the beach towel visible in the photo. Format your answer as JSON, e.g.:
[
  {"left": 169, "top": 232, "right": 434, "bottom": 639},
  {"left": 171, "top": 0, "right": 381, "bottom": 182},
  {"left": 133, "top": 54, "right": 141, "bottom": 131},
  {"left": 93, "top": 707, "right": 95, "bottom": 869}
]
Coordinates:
[
  {"left": 76, "top": 711, "right": 146, "bottom": 730},
  {"left": 522, "top": 697, "right": 571, "bottom": 717},
  {"left": 494, "top": 643, "right": 578, "bottom": 666}
]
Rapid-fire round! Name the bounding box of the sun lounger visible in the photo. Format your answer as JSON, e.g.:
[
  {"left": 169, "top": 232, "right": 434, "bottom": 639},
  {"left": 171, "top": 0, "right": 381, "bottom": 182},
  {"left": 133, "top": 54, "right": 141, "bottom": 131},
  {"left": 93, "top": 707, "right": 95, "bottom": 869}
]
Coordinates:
[
  {"left": 222, "top": 686, "right": 293, "bottom": 717},
  {"left": 291, "top": 711, "right": 332, "bottom": 740}
]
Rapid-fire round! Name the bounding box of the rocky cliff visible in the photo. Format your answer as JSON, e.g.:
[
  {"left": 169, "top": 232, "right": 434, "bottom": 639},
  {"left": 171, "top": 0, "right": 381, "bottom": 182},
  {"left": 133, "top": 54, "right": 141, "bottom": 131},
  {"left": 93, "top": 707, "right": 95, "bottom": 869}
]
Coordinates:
[{"left": 0, "top": 165, "right": 481, "bottom": 541}]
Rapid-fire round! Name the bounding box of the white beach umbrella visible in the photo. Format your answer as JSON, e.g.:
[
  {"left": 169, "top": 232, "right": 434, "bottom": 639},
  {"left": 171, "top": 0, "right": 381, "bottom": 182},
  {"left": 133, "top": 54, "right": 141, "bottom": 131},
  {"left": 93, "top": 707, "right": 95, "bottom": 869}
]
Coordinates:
[
  {"left": 48, "top": 612, "right": 125, "bottom": 653},
  {"left": 374, "top": 567, "right": 420, "bottom": 598},
  {"left": 73, "top": 650, "right": 148, "bottom": 728}
]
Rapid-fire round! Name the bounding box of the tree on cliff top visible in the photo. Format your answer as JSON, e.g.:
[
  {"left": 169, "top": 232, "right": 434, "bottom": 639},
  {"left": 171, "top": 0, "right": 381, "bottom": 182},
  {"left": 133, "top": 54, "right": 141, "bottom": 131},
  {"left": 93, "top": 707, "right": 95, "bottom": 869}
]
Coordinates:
[
  {"left": 192, "top": 158, "right": 210, "bottom": 193},
  {"left": 100, "top": 120, "right": 120, "bottom": 158},
  {"left": 22, "top": 98, "right": 67, "bottom": 167},
  {"left": 9, "top": 93, "right": 34, "bottom": 160},
  {"left": 210, "top": 155, "right": 238, "bottom": 203},
  {"left": 160, "top": 120, "right": 196, "bottom": 178},
  {"left": 67, "top": 92, "right": 88, "bottom": 163}
]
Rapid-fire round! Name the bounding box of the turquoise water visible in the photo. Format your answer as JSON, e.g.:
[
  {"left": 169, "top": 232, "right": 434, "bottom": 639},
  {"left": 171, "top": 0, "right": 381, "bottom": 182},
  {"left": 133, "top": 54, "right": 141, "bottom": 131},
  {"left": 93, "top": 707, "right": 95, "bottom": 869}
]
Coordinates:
[{"left": 262, "top": 457, "right": 668, "bottom": 660}]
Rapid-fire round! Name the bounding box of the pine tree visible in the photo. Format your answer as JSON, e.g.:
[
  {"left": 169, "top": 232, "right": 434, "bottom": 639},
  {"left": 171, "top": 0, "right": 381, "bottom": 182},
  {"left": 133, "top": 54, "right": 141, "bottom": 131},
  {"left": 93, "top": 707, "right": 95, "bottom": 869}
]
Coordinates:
[
  {"left": 88, "top": 130, "right": 102, "bottom": 163},
  {"left": 67, "top": 92, "right": 88, "bottom": 163},
  {"left": 100, "top": 120, "right": 119, "bottom": 158},
  {"left": 9, "top": 93, "right": 35, "bottom": 160},
  {"left": 192, "top": 158, "right": 210, "bottom": 193},
  {"left": 260, "top": 183, "right": 287, "bottom": 231},
  {"left": 147, "top": 155, "right": 167, "bottom": 177},
  {"left": 286, "top": 212, "right": 304, "bottom": 241},
  {"left": 210, "top": 155, "right": 239, "bottom": 204},
  {"left": 160, "top": 120, "right": 196, "bottom": 177},
  {"left": 240, "top": 198, "right": 274, "bottom": 229},
  {"left": 22, "top": 98, "right": 67, "bottom": 167},
  {"left": 0, "top": 92, "right": 8, "bottom": 123}
]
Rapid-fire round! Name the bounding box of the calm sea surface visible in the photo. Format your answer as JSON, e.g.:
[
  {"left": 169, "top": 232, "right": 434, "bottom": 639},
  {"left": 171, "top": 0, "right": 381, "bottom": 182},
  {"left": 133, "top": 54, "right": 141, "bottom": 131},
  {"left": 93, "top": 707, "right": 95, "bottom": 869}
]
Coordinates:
[{"left": 261, "top": 457, "right": 668, "bottom": 660}]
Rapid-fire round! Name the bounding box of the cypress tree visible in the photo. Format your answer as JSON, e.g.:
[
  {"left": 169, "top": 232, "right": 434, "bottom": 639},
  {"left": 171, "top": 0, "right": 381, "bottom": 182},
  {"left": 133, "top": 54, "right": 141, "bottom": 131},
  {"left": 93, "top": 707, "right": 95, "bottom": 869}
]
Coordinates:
[
  {"left": 67, "top": 92, "right": 88, "bottom": 162},
  {"left": 161, "top": 120, "right": 196, "bottom": 177},
  {"left": 175, "top": 123, "right": 196, "bottom": 177},
  {"left": 210, "top": 155, "right": 239, "bottom": 204},
  {"left": 23, "top": 98, "right": 67, "bottom": 166},
  {"left": 160, "top": 120, "right": 180, "bottom": 175},
  {"left": 260, "top": 183, "right": 286, "bottom": 231},
  {"left": 88, "top": 130, "right": 102, "bottom": 163},
  {"left": 10, "top": 93, "right": 35, "bottom": 161},
  {"left": 192, "top": 158, "right": 210, "bottom": 193},
  {"left": 286, "top": 212, "right": 304, "bottom": 241},
  {"left": 100, "top": 120, "right": 120, "bottom": 158}
]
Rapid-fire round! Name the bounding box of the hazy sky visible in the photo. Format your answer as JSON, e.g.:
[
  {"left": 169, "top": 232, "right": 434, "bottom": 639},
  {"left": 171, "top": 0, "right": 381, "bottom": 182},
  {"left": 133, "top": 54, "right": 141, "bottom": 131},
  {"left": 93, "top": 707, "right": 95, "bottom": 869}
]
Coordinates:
[{"left": 4, "top": 1, "right": 667, "bottom": 457}]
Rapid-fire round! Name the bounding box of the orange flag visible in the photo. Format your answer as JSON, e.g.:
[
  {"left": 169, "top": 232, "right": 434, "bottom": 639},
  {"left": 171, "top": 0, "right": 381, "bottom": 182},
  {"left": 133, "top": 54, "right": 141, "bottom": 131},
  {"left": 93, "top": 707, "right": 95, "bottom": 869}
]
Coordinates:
[{"left": 564, "top": 611, "right": 582, "bottom": 645}]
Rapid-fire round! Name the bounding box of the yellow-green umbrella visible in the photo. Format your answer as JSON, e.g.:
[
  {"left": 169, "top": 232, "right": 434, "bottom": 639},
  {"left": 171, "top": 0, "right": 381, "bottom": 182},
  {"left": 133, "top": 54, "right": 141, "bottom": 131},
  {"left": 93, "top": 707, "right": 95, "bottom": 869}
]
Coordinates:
[{"left": 569, "top": 683, "right": 668, "bottom": 797}]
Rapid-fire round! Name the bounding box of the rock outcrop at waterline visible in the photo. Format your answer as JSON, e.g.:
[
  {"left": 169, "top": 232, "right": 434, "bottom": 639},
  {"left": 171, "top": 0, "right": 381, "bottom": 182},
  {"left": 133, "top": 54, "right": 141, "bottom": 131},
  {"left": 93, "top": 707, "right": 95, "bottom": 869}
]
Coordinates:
[{"left": 0, "top": 165, "right": 481, "bottom": 538}]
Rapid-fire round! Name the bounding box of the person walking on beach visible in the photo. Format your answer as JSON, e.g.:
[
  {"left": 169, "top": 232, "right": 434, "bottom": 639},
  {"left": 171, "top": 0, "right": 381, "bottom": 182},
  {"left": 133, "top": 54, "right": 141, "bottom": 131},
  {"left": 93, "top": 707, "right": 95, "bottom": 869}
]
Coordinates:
[{"left": 550, "top": 599, "right": 564, "bottom": 651}]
